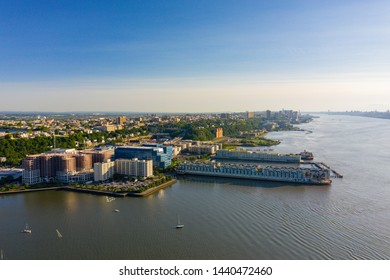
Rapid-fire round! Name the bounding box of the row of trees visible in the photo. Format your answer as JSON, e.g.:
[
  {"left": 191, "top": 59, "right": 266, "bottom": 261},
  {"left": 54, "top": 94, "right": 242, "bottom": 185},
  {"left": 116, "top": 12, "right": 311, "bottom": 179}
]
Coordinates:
[
  {"left": 155, "top": 117, "right": 299, "bottom": 141},
  {"left": 135, "top": 175, "right": 173, "bottom": 193},
  {"left": 0, "top": 127, "right": 148, "bottom": 166},
  {"left": 179, "top": 118, "right": 266, "bottom": 141},
  {"left": 0, "top": 183, "right": 28, "bottom": 192}
]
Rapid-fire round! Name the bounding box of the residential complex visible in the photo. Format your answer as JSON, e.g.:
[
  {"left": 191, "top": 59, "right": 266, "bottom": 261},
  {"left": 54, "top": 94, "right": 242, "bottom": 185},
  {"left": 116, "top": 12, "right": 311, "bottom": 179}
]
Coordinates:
[
  {"left": 94, "top": 160, "right": 115, "bottom": 182},
  {"left": 215, "top": 127, "right": 223, "bottom": 138},
  {"left": 115, "top": 158, "right": 153, "bottom": 178},
  {"left": 188, "top": 143, "right": 222, "bottom": 155},
  {"left": 215, "top": 150, "right": 302, "bottom": 163},
  {"left": 22, "top": 148, "right": 114, "bottom": 185}
]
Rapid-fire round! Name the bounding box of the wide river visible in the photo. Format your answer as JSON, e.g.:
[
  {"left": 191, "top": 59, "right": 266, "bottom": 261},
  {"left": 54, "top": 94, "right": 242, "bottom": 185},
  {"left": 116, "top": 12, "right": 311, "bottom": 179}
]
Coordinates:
[{"left": 1, "top": 114, "right": 390, "bottom": 260}]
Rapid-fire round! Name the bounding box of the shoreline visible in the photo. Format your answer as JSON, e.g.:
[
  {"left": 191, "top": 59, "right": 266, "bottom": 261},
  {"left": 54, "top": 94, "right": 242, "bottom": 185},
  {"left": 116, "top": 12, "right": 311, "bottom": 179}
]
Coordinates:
[
  {"left": 62, "top": 186, "right": 127, "bottom": 197},
  {"left": 128, "top": 179, "right": 177, "bottom": 197},
  {"left": 0, "top": 186, "right": 64, "bottom": 195},
  {"left": 0, "top": 179, "right": 178, "bottom": 197}
]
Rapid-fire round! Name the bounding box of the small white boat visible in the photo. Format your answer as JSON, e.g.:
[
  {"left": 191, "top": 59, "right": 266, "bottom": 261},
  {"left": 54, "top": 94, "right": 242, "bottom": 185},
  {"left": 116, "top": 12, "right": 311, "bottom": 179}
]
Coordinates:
[
  {"left": 56, "top": 229, "right": 63, "bottom": 238},
  {"left": 114, "top": 209, "right": 120, "bottom": 212},
  {"left": 22, "top": 224, "right": 32, "bottom": 234},
  {"left": 176, "top": 215, "right": 184, "bottom": 229}
]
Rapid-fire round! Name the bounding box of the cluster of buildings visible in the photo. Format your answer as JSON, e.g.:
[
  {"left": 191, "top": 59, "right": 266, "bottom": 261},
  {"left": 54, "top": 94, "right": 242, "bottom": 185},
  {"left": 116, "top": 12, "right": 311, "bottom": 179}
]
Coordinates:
[
  {"left": 239, "top": 129, "right": 267, "bottom": 137},
  {"left": 22, "top": 148, "right": 114, "bottom": 185},
  {"left": 21, "top": 144, "right": 174, "bottom": 185},
  {"left": 264, "top": 109, "right": 301, "bottom": 122},
  {"left": 162, "top": 139, "right": 223, "bottom": 156},
  {"left": 115, "top": 144, "right": 172, "bottom": 168},
  {"left": 93, "top": 158, "right": 153, "bottom": 182},
  {"left": 215, "top": 150, "right": 302, "bottom": 163}
]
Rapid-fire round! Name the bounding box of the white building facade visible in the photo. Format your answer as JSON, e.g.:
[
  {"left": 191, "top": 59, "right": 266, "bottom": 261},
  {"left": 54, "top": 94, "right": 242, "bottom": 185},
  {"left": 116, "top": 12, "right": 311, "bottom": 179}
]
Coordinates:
[
  {"left": 94, "top": 160, "right": 115, "bottom": 181},
  {"left": 115, "top": 158, "right": 153, "bottom": 178}
]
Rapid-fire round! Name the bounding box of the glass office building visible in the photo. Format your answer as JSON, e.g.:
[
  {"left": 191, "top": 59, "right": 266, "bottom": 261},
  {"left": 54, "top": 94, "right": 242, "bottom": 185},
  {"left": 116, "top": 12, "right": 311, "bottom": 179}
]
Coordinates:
[{"left": 115, "top": 145, "right": 172, "bottom": 168}]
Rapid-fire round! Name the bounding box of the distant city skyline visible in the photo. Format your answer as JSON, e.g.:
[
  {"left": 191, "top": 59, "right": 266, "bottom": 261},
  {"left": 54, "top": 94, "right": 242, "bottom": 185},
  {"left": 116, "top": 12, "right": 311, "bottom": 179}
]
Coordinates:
[{"left": 1, "top": 1, "right": 389, "bottom": 112}]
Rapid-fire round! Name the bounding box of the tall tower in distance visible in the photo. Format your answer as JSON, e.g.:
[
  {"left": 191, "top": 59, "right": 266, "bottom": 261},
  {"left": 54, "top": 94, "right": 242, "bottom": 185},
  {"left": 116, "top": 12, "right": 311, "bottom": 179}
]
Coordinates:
[
  {"left": 215, "top": 128, "right": 223, "bottom": 138},
  {"left": 246, "top": 111, "right": 255, "bottom": 119},
  {"left": 116, "top": 116, "right": 126, "bottom": 125}
]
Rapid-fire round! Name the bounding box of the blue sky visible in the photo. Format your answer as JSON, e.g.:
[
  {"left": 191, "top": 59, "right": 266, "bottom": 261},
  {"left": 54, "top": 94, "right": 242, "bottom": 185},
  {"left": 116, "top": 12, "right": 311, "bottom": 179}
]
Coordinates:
[{"left": 1, "top": 0, "right": 389, "bottom": 112}]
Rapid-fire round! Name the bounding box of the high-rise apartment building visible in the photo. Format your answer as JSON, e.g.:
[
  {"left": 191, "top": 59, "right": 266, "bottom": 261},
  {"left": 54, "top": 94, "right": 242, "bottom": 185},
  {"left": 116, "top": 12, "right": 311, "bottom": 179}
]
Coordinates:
[
  {"left": 94, "top": 160, "right": 115, "bottom": 181},
  {"left": 82, "top": 149, "right": 114, "bottom": 165},
  {"left": 22, "top": 148, "right": 111, "bottom": 184},
  {"left": 115, "top": 158, "right": 153, "bottom": 178},
  {"left": 266, "top": 110, "right": 272, "bottom": 119},
  {"left": 116, "top": 116, "right": 126, "bottom": 125},
  {"left": 22, "top": 155, "right": 41, "bottom": 185},
  {"left": 215, "top": 128, "right": 223, "bottom": 138},
  {"left": 246, "top": 111, "right": 255, "bottom": 119},
  {"left": 74, "top": 153, "right": 92, "bottom": 171}
]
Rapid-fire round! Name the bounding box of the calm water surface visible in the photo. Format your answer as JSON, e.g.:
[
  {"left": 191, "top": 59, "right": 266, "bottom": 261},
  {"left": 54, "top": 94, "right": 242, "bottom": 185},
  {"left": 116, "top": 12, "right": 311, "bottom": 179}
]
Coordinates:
[{"left": 1, "top": 114, "right": 390, "bottom": 259}]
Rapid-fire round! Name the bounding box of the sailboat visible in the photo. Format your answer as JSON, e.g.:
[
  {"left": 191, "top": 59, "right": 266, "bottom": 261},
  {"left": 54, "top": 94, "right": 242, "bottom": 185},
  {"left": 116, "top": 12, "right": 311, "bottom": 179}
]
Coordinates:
[
  {"left": 176, "top": 215, "right": 184, "bottom": 229},
  {"left": 22, "top": 224, "right": 32, "bottom": 233}
]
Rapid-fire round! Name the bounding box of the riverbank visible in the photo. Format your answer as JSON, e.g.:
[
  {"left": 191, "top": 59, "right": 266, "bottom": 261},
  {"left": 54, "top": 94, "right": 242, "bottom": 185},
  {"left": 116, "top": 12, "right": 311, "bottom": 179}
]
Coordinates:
[
  {"left": 0, "top": 180, "right": 178, "bottom": 197},
  {"left": 62, "top": 186, "right": 127, "bottom": 197},
  {"left": 0, "top": 186, "right": 63, "bottom": 195},
  {"left": 128, "top": 179, "right": 177, "bottom": 197}
]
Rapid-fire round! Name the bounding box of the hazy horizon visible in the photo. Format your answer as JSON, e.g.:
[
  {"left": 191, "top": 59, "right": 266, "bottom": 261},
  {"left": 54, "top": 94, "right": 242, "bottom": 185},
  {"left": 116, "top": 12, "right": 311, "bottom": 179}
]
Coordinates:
[
  {"left": 0, "top": 109, "right": 387, "bottom": 115},
  {"left": 1, "top": 1, "right": 389, "bottom": 112}
]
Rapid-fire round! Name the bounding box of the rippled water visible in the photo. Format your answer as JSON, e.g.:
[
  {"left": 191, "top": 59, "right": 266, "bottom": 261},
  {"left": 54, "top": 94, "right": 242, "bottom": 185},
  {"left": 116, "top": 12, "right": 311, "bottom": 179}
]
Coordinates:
[{"left": 1, "top": 114, "right": 390, "bottom": 260}]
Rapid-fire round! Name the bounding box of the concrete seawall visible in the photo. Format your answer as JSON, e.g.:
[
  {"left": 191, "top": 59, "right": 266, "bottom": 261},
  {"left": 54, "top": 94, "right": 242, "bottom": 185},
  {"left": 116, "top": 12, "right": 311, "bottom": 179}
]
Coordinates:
[
  {"left": 1, "top": 180, "right": 178, "bottom": 197},
  {"left": 128, "top": 179, "right": 177, "bottom": 197},
  {"left": 62, "top": 187, "right": 127, "bottom": 197},
  {"left": 0, "top": 186, "right": 64, "bottom": 195}
]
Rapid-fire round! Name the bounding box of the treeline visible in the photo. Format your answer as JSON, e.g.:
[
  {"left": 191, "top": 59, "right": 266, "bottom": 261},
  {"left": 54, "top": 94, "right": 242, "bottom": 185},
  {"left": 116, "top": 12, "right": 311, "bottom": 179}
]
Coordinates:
[
  {"left": 0, "top": 128, "right": 147, "bottom": 166},
  {"left": 0, "top": 136, "right": 56, "bottom": 165},
  {"left": 181, "top": 118, "right": 265, "bottom": 141},
  {"left": 134, "top": 175, "right": 173, "bottom": 193}
]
